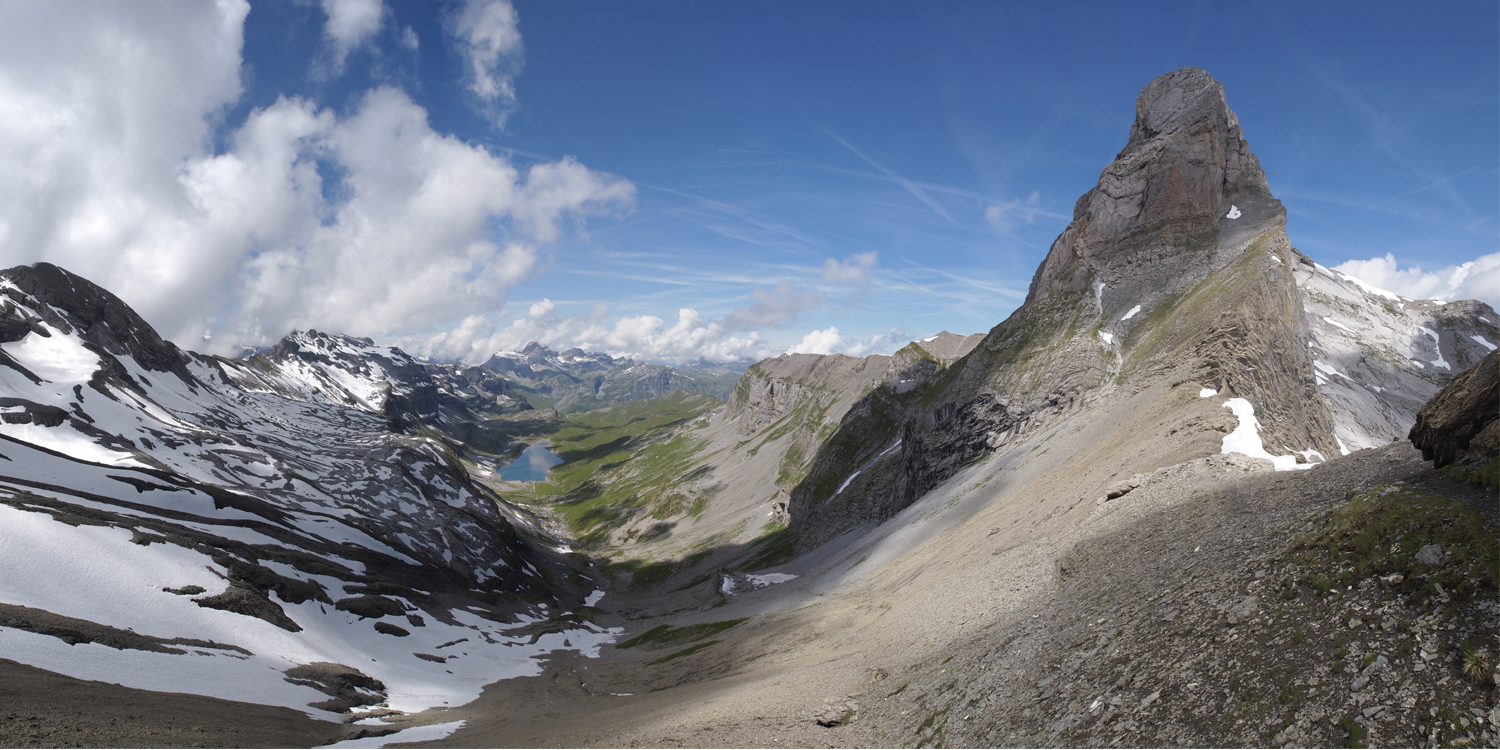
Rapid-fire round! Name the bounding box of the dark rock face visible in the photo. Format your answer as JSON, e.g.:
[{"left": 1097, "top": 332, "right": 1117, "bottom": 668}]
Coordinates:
[
  {"left": 786, "top": 67, "right": 1340, "bottom": 550},
  {"left": 1027, "top": 67, "right": 1273, "bottom": 305},
  {"left": 0, "top": 262, "right": 190, "bottom": 377},
  {"left": 1409, "top": 348, "right": 1499, "bottom": 468}
]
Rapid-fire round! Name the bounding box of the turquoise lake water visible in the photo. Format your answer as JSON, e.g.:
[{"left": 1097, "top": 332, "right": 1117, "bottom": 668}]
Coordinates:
[{"left": 498, "top": 440, "right": 564, "bottom": 482}]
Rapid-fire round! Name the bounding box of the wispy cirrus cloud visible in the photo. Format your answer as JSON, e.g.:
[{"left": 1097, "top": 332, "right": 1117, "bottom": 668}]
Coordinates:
[{"left": 822, "top": 128, "right": 956, "bottom": 223}]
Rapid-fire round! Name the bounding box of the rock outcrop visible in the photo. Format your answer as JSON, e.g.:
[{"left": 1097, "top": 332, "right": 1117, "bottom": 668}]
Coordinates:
[
  {"left": 785, "top": 68, "right": 1360, "bottom": 549},
  {"left": 1409, "top": 348, "right": 1500, "bottom": 468}
]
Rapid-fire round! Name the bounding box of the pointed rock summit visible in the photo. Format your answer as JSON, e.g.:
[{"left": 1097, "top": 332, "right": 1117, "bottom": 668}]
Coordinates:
[
  {"left": 1028, "top": 67, "right": 1276, "bottom": 305},
  {"left": 786, "top": 67, "right": 1479, "bottom": 549}
]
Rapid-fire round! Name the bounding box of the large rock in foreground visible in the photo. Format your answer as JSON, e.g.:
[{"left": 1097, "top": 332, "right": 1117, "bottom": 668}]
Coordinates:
[{"left": 1409, "top": 348, "right": 1499, "bottom": 468}]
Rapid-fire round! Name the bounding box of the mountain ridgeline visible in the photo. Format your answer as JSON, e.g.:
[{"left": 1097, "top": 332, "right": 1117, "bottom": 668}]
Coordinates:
[{"left": 778, "top": 67, "right": 1499, "bottom": 550}]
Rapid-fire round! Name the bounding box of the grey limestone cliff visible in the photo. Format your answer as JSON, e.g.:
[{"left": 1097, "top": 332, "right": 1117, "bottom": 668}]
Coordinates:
[{"left": 783, "top": 67, "right": 1482, "bottom": 551}]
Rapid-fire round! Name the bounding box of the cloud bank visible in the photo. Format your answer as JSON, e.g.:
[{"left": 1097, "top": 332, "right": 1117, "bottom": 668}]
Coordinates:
[
  {"left": 1333, "top": 252, "right": 1500, "bottom": 309},
  {"left": 0, "top": 0, "right": 629, "bottom": 357}
]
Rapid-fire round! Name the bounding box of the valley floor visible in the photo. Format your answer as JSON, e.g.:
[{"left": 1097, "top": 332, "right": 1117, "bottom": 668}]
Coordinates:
[
  {"left": 428, "top": 442, "right": 1496, "bottom": 748},
  {"left": 2, "top": 443, "right": 1494, "bottom": 749}
]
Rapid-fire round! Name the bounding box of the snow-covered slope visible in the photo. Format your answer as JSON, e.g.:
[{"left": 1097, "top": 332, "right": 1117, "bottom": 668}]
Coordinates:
[
  {"left": 0, "top": 263, "right": 613, "bottom": 718},
  {"left": 1296, "top": 257, "right": 1500, "bottom": 453}
]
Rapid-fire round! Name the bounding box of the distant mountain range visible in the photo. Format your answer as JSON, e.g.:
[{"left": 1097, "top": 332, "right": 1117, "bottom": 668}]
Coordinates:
[{"left": 478, "top": 342, "right": 748, "bottom": 414}]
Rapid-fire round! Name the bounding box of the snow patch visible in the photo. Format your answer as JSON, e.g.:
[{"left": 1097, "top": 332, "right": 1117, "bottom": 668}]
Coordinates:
[
  {"left": 1419, "top": 327, "right": 1450, "bottom": 370},
  {"left": 3, "top": 325, "right": 100, "bottom": 382},
  {"left": 746, "top": 573, "right": 797, "bottom": 587},
  {"left": 1198, "top": 388, "right": 1217, "bottom": 398},
  {"left": 0, "top": 502, "right": 623, "bottom": 717},
  {"left": 1219, "top": 399, "right": 1314, "bottom": 471},
  {"left": 1225, "top": 205, "right": 1241, "bottom": 220},
  {"left": 1471, "top": 335, "right": 1497, "bottom": 352},
  {"left": 833, "top": 470, "right": 861, "bottom": 496},
  {"left": 324, "top": 721, "right": 466, "bottom": 748},
  {"left": 1098, "top": 331, "right": 1114, "bottom": 345},
  {"left": 1336, "top": 436, "right": 1351, "bottom": 456},
  {"left": 1121, "top": 305, "right": 1142, "bottom": 321},
  {"left": 1336, "top": 271, "right": 1401, "bottom": 301},
  {"left": 1322, "top": 317, "right": 1353, "bottom": 333}
]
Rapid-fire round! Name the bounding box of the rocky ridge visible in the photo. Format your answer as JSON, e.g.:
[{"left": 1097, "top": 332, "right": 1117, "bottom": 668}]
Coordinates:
[
  {"left": 781, "top": 67, "right": 1496, "bottom": 551},
  {"left": 481, "top": 341, "right": 741, "bottom": 413}
]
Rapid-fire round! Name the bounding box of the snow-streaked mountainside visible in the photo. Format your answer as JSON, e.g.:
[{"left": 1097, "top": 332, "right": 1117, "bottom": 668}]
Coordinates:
[
  {"left": 481, "top": 341, "right": 743, "bottom": 413},
  {"left": 1297, "top": 260, "right": 1499, "bottom": 452},
  {"left": 0, "top": 263, "right": 614, "bottom": 718}
]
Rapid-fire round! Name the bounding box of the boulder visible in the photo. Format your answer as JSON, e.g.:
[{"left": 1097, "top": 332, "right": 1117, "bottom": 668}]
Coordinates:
[{"left": 1408, "top": 349, "right": 1499, "bottom": 468}]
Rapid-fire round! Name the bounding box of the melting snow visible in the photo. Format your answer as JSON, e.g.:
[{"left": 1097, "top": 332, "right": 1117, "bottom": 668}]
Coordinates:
[
  {"left": 1322, "top": 317, "right": 1353, "bottom": 333},
  {"left": 834, "top": 470, "right": 861, "bottom": 496},
  {"left": 1225, "top": 205, "right": 1242, "bottom": 220},
  {"left": 0, "top": 501, "right": 623, "bottom": 718},
  {"left": 1219, "top": 399, "right": 1314, "bottom": 472},
  {"left": 746, "top": 573, "right": 798, "bottom": 587},
  {"left": 1472, "top": 335, "right": 1497, "bottom": 352},
  {"left": 1419, "top": 327, "right": 1450, "bottom": 370},
  {"left": 721, "top": 573, "right": 798, "bottom": 596},
  {"left": 1312, "top": 360, "right": 1348, "bottom": 380},
  {"left": 3, "top": 324, "right": 100, "bottom": 382},
  {"left": 1121, "top": 305, "right": 1142, "bottom": 321},
  {"left": 1336, "top": 271, "right": 1402, "bottom": 301},
  {"left": 324, "top": 721, "right": 466, "bottom": 748},
  {"left": 584, "top": 589, "right": 606, "bottom": 607},
  {"left": 1098, "top": 331, "right": 1114, "bottom": 345}
]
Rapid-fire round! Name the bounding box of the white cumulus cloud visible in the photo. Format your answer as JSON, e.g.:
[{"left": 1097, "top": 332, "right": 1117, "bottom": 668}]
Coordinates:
[
  {"left": 0, "top": 0, "right": 633, "bottom": 357},
  {"left": 785, "top": 326, "right": 906, "bottom": 357},
  {"left": 1333, "top": 252, "right": 1500, "bottom": 309},
  {"left": 321, "top": 0, "right": 383, "bottom": 69}
]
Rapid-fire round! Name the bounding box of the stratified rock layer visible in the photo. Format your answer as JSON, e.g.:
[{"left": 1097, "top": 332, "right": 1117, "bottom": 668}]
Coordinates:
[
  {"left": 1409, "top": 348, "right": 1500, "bottom": 468},
  {"left": 783, "top": 67, "right": 1498, "bottom": 550}
]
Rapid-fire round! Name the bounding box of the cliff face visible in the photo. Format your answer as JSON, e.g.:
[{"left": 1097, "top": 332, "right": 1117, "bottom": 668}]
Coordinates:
[
  {"left": 1409, "top": 348, "right": 1500, "bottom": 469},
  {"left": 787, "top": 68, "right": 1345, "bottom": 549}
]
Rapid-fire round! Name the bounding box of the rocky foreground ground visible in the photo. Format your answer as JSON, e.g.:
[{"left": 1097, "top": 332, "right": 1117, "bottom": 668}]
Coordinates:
[
  {"left": 874, "top": 443, "right": 1497, "bottom": 748},
  {"left": 386, "top": 440, "right": 1494, "bottom": 750}
]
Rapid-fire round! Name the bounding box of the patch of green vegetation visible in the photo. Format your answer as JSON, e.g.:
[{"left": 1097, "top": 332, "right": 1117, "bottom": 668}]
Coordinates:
[
  {"left": 1287, "top": 483, "right": 1499, "bottom": 600},
  {"left": 1438, "top": 457, "right": 1500, "bottom": 494},
  {"left": 686, "top": 493, "right": 711, "bottom": 520},
  {"left": 668, "top": 573, "right": 711, "bottom": 593},
  {"left": 1123, "top": 228, "right": 1274, "bottom": 376},
  {"left": 646, "top": 639, "right": 721, "bottom": 665},
  {"left": 1338, "top": 715, "right": 1366, "bottom": 748},
  {"left": 540, "top": 391, "right": 720, "bottom": 545},
  {"left": 614, "top": 618, "right": 746, "bottom": 651},
  {"left": 739, "top": 526, "right": 797, "bottom": 571}
]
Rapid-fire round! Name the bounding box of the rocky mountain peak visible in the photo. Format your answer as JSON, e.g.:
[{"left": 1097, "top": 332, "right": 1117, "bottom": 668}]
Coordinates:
[
  {"left": 0, "top": 262, "right": 188, "bottom": 377},
  {"left": 1027, "top": 67, "right": 1276, "bottom": 305}
]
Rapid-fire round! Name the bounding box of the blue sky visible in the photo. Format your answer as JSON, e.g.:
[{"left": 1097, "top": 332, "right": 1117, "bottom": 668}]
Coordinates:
[{"left": 0, "top": 1, "right": 1495, "bottom": 362}]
